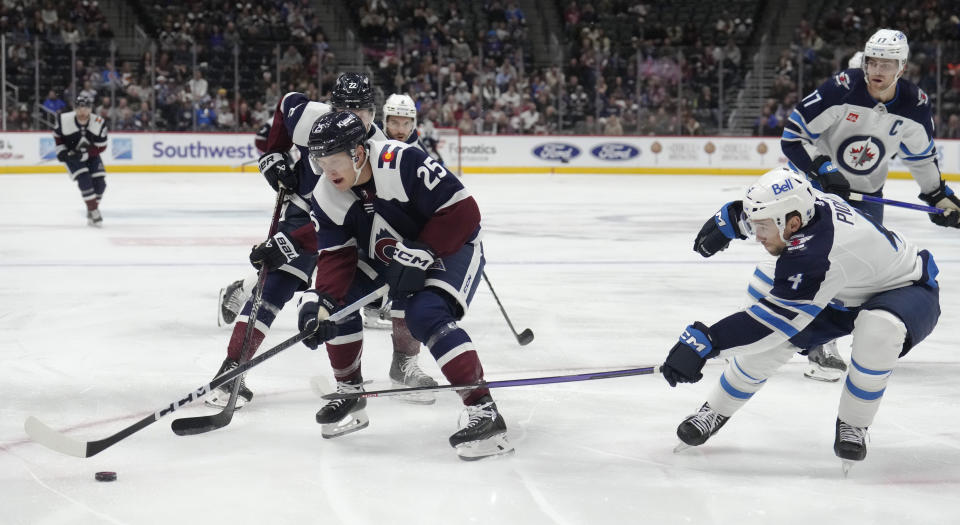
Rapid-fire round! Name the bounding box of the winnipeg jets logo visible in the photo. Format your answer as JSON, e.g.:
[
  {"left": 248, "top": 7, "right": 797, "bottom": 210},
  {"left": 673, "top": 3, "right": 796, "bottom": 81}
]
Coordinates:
[
  {"left": 918, "top": 89, "right": 928, "bottom": 107},
  {"left": 835, "top": 72, "right": 850, "bottom": 89},
  {"left": 836, "top": 135, "right": 886, "bottom": 175}
]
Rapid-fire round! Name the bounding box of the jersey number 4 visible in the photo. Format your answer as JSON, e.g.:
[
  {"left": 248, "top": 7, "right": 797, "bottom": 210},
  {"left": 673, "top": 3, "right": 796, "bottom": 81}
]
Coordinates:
[{"left": 417, "top": 157, "right": 447, "bottom": 190}]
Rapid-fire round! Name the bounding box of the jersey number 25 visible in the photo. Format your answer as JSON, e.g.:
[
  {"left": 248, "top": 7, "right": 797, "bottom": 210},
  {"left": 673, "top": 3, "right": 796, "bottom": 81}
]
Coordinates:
[{"left": 417, "top": 157, "right": 447, "bottom": 190}]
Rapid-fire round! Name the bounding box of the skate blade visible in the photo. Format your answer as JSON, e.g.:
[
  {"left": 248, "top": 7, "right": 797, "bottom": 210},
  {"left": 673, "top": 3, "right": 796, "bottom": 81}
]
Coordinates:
[
  {"left": 217, "top": 288, "right": 227, "bottom": 327},
  {"left": 803, "top": 366, "right": 842, "bottom": 382},
  {"left": 320, "top": 410, "right": 369, "bottom": 439},
  {"left": 362, "top": 318, "right": 392, "bottom": 330},
  {"left": 673, "top": 442, "right": 695, "bottom": 453},
  {"left": 390, "top": 380, "right": 436, "bottom": 405},
  {"left": 454, "top": 433, "right": 514, "bottom": 461},
  {"left": 204, "top": 391, "right": 247, "bottom": 409},
  {"left": 841, "top": 459, "right": 856, "bottom": 478}
]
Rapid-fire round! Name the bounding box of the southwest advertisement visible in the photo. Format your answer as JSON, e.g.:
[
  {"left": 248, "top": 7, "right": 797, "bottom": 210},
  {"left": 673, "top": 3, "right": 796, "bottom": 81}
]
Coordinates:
[{"left": 1, "top": 132, "right": 957, "bottom": 179}]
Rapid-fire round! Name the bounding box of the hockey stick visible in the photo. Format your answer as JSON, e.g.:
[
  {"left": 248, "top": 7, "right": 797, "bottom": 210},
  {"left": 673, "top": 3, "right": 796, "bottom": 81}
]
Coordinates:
[
  {"left": 482, "top": 270, "right": 534, "bottom": 346},
  {"left": 848, "top": 192, "right": 944, "bottom": 214},
  {"left": 178, "top": 188, "right": 287, "bottom": 435},
  {"left": 24, "top": 286, "right": 388, "bottom": 457},
  {"left": 321, "top": 365, "right": 656, "bottom": 400}
]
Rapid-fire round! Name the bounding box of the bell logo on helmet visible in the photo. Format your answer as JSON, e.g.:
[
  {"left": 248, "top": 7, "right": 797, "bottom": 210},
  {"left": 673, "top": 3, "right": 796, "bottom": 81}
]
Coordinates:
[{"left": 771, "top": 178, "right": 795, "bottom": 195}]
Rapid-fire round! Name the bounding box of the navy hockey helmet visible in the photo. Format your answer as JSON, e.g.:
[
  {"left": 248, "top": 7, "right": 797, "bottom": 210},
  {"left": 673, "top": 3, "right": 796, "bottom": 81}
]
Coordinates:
[
  {"left": 75, "top": 94, "right": 94, "bottom": 108},
  {"left": 307, "top": 110, "right": 368, "bottom": 175},
  {"left": 331, "top": 72, "right": 375, "bottom": 113}
]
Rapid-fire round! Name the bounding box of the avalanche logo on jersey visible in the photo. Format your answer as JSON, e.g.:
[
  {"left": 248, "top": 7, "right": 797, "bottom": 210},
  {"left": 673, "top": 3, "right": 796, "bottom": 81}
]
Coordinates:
[
  {"left": 369, "top": 214, "right": 446, "bottom": 270},
  {"left": 836, "top": 135, "right": 886, "bottom": 175}
]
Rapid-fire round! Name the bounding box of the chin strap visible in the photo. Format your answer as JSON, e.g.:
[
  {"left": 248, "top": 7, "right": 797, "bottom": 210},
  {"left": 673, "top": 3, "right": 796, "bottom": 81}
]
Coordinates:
[{"left": 350, "top": 145, "right": 369, "bottom": 187}]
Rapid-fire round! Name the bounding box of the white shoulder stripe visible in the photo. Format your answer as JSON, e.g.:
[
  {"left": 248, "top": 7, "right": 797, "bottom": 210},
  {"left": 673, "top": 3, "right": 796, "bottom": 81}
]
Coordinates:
[
  {"left": 292, "top": 101, "right": 332, "bottom": 147},
  {"left": 437, "top": 188, "right": 471, "bottom": 210}
]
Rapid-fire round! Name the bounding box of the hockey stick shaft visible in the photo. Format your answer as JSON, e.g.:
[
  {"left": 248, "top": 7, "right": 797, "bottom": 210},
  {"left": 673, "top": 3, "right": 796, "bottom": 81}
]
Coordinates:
[
  {"left": 848, "top": 192, "right": 944, "bottom": 214},
  {"left": 218, "top": 189, "right": 288, "bottom": 417},
  {"left": 24, "top": 285, "right": 388, "bottom": 457},
  {"left": 481, "top": 270, "right": 534, "bottom": 345},
  {"left": 321, "top": 365, "right": 657, "bottom": 400}
]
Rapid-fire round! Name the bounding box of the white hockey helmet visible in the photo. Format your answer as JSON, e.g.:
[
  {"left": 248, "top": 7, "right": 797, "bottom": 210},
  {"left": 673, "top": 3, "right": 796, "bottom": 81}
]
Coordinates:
[
  {"left": 743, "top": 168, "right": 817, "bottom": 242},
  {"left": 382, "top": 93, "right": 417, "bottom": 128},
  {"left": 863, "top": 28, "right": 909, "bottom": 72},
  {"left": 848, "top": 51, "right": 863, "bottom": 69}
]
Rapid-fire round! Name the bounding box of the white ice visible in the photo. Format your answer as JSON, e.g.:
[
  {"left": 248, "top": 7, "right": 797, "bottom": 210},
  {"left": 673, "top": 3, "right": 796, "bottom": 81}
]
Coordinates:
[{"left": 1, "top": 171, "right": 959, "bottom": 525}]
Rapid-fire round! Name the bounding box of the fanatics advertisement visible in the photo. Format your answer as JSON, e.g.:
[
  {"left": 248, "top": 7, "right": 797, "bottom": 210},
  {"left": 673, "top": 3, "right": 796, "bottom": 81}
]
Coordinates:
[{"left": 1, "top": 131, "right": 958, "bottom": 179}]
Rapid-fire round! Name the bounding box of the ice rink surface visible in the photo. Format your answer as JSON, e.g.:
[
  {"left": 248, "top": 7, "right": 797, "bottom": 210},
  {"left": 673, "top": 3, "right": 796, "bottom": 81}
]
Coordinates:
[{"left": 1, "top": 170, "right": 959, "bottom": 524}]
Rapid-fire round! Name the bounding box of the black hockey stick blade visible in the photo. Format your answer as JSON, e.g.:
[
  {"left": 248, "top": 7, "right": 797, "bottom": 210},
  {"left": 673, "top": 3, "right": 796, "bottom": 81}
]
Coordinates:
[
  {"left": 517, "top": 328, "right": 534, "bottom": 346},
  {"left": 170, "top": 285, "right": 388, "bottom": 436},
  {"left": 23, "top": 328, "right": 314, "bottom": 458},
  {"left": 321, "top": 365, "right": 657, "bottom": 400}
]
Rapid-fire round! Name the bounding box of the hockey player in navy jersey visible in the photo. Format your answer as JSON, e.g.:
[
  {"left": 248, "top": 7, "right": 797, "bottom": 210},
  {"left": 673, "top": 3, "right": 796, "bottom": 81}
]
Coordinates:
[
  {"left": 780, "top": 28, "right": 960, "bottom": 381},
  {"left": 293, "top": 110, "right": 512, "bottom": 460},
  {"left": 54, "top": 94, "right": 109, "bottom": 227},
  {"left": 669, "top": 168, "right": 940, "bottom": 472},
  {"left": 209, "top": 73, "right": 438, "bottom": 408}
]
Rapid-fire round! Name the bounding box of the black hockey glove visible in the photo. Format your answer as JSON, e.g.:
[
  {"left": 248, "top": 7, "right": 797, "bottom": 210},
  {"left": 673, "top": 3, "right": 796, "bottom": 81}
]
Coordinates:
[
  {"left": 259, "top": 152, "right": 298, "bottom": 192},
  {"left": 694, "top": 200, "right": 747, "bottom": 257},
  {"left": 919, "top": 181, "right": 960, "bottom": 228},
  {"left": 249, "top": 232, "right": 300, "bottom": 271},
  {"left": 57, "top": 149, "right": 82, "bottom": 163},
  {"left": 386, "top": 240, "right": 436, "bottom": 300},
  {"left": 661, "top": 322, "right": 714, "bottom": 387},
  {"left": 296, "top": 291, "right": 339, "bottom": 349},
  {"left": 805, "top": 155, "right": 850, "bottom": 200}
]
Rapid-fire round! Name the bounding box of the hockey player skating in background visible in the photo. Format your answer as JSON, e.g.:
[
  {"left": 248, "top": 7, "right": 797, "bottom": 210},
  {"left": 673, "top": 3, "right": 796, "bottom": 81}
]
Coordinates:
[
  {"left": 668, "top": 169, "right": 940, "bottom": 473},
  {"left": 296, "top": 111, "right": 512, "bottom": 460},
  {"left": 780, "top": 28, "right": 960, "bottom": 382},
  {"left": 54, "top": 94, "right": 109, "bottom": 227},
  {"left": 209, "top": 73, "right": 438, "bottom": 408}
]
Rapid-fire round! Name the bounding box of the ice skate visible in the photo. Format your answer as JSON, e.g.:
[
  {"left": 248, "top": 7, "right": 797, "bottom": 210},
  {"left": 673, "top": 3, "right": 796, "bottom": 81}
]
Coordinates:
[
  {"left": 804, "top": 341, "right": 847, "bottom": 382},
  {"left": 449, "top": 395, "right": 514, "bottom": 461},
  {"left": 674, "top": 402, "right": 729, "bottom": 452},
  {"left": 834, "top": 418, "right": 868, "bottom": 477},
  {"left": 205, "top": 357, "right": 253, "bottom": 409},
  {"left": 217, "top": 279, "right": 247, "bottom": 326},
  {"left": 316, "top": 380, "right": 369, "bottom": 438},
  {"left": 389, "top": 351, "right": 439, "bottom": 404},
  {"left": 86, "top": 209, "right": 103, "bottom": 227},
  {"left": 362, "top": 302, "right": 392, "bottom": 329}
]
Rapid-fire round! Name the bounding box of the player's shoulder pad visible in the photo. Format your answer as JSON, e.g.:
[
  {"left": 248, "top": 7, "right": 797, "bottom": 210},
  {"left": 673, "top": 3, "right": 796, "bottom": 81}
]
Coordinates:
[
  {"left": 888, "top": 78, "right": 933, "bottom": 124},
  {"left": 370, "top": 139, "right": 423, "bottom": 202},
  {"left": 291, "top": 101, "right": 332, "bottom": 147},
  {"left": 367, "top": 121, "right": 388, "bottom": 141}
]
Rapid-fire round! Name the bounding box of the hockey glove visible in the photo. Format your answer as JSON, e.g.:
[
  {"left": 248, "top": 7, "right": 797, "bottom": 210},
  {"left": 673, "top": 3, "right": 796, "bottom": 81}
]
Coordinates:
[
  {"left": 296, "top": 291, "right": 339, "bottom": 349},
  {"left": 57, "top": 149, "right": 82, "bottom": 163},
  {"left": 919, "top": 181, "right": 960, "bottom": 228},
  {"left": 386, "top": 240, "right": 435, "bottom": 300},
  {"left": 806, "top": 155, "right": 850, "bottom": 200},
  {"left": 249, "top": 232, "right": 300, "bottom": 271},
  {"left": 259, "top": 152, "right": 298, "bottom": 192},
  {"left": 661, "top": 322, "right": 714, "bottom": 387},
  {"left": 694, "top": 200, "right": 747, "bottom": 257}
]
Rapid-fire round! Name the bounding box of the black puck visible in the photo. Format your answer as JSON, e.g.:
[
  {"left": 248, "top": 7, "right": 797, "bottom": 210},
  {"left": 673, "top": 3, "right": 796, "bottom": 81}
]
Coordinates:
[{"left": 95, "top": 471, "right": 117, "bottom": 482}]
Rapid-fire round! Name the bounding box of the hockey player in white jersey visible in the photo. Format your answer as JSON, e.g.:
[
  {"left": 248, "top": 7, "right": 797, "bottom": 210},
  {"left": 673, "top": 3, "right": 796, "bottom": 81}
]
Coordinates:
[
  {"left": 780, "top": 28, "right": 960, "bottom": 381},
  {"left": 53, "top": 94, "right": 109, "bottom": 226},
  {"left": 669, "top": 169, "right": 940, "bottom": 473}
]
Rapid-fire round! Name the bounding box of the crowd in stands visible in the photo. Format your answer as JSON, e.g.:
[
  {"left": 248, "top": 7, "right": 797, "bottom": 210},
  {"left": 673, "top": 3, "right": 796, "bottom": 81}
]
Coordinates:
[
  {"left": 4, "top": 0, "right": 960, "bottom": 139},
  {"left": 759, "top": 1, "right": 960, "bottom": 138}
]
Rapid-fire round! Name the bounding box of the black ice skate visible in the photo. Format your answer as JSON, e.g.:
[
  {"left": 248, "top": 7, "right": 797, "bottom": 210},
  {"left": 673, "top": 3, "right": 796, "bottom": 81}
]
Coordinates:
[
  {"left": 217, "top": 279, "right": 246, "bottom": 326},
  {"left": 87, "top": 209, "right": 103, "bottom": 227},
  {"left": 316, "top": 380, "right": 369, "bottom": 438},
  {"left": 389, "top": 351, "right": 439, "bottom": 405},
  {"left": 449, "top": 395, "right": 514, "bottom": 461},
  {"left": 674, "top": 402, "right": 729, "bottom": 452},
  {"left": 804, "top": 341, "right": 847, "bottom": 382},
  {"left": 205, "top": 357, "right": 254, "bottom": 409},
  {"left": 834, "top": 418, "right": 868, "bottom": 477}
]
